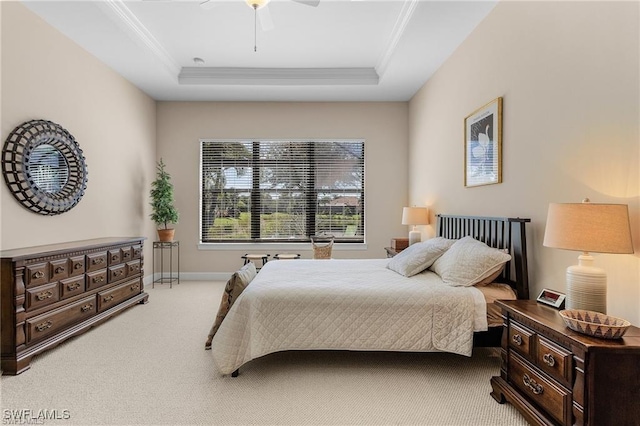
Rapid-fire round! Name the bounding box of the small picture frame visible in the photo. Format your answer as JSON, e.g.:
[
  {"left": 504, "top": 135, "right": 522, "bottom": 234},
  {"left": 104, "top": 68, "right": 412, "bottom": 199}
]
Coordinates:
[
  {"left": 464, "top": 97, "right": 503, "bottom": 187},
  {"left": 536, "top": 288, "right": 566, "bottom": 309}
]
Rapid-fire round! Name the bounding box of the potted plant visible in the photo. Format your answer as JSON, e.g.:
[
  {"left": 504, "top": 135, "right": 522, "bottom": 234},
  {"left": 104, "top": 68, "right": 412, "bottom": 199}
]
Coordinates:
[{"left": 150, "top": 158, "right": 179, "bottom": 241}]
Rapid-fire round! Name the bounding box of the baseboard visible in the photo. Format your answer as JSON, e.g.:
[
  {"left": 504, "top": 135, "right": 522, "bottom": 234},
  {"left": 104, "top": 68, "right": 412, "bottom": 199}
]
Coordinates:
[{"left": 143, "top": 272, "right": 232, "bottom": 284}]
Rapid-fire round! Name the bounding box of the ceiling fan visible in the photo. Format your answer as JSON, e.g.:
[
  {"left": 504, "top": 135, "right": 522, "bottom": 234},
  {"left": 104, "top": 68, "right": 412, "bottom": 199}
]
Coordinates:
[{"left": 199, "top": 0, "right": 319, "bottom": 51}]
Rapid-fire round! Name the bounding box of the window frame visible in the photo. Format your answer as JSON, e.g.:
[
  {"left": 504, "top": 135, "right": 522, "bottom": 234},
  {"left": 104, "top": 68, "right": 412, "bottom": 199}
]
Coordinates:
[{"left": 198, "top": 139, "right": 366, "bottom": 246}]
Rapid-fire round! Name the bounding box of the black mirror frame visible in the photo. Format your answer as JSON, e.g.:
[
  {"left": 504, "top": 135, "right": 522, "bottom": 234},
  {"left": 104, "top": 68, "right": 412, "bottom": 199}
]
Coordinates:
[{"left": 2, "top": 119, "right": 88, "bottom": 215}]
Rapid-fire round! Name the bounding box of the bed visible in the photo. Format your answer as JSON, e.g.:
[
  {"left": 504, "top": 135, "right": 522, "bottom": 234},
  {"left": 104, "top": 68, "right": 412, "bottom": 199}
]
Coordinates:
[{"left": 209, "top": 215, "right": 530, "bottom": 376}]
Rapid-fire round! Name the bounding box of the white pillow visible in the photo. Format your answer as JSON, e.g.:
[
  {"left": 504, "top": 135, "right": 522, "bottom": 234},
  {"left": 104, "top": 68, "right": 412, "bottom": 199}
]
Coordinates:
[
  {"left": 431, "top": 236, "right": 511, "bottom": 287},
  {"left": 387, "top": 237, "right": 455, "bottom": 277}
]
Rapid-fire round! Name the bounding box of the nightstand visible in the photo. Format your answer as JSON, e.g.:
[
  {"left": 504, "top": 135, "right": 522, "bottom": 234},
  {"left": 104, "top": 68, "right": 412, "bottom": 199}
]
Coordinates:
[
  {"left": 384, "top": 247, "right": 402, "bottom": 258},
  {"left": 490, "top": 299, "right": 640, "bottom": 426}
]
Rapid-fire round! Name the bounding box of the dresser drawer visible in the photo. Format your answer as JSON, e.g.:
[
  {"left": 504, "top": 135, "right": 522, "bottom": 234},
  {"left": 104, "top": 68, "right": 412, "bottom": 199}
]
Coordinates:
[
  {"left": 86, "top": 269, "right": 108, "bottom": 291},
  {"left": 26, "top": 282, "right": 60, "bottom": 311},
  {"left": 126, "top": 260, "right": 141, "bottom": 276},
  {"left": 131, "top": 244, "right": 142, "bottom": 260},
  {"left": 121, "top": 247, "right": 133, "bottom": 262},
  {"left": 108, "top": 249, "right": 122, "bottom": 266},
  {"left": 509, "top": 352, "right": 571, "bottom": 425},
  {"left": 68, "top": 255, "right": 86, "bottom": 277},
  {"left": 25, "top": 263, "right": 49, "bottom": 288},
  {"left": 108, "top": 264, "right": 127, "bottom": 282},
  {"left": 536, "top": 336, "right": 572, "bottom": 385},
  {"left": 49, "top": 259, "right": 69, "bottom": 281},
  {"left": 25, "top": 295, "right": 97, "bottom": 344},
  {"left": 60, "top": 275, "right": 85, "bottom": 300},
  {"left": 508, "top": 321, "right": 534, "bottom": 357},
  {"left": 86, "top": 252, "right": 107, "bottom": 272},
  {"left": 97, "top": 279, "right": 142, "bottom": 312}
]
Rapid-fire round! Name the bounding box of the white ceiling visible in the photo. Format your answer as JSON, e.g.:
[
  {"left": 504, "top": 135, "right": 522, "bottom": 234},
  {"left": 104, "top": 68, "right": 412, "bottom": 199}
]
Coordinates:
[{"left": 21, "top": 0, "right": 497, "bottom": 102}]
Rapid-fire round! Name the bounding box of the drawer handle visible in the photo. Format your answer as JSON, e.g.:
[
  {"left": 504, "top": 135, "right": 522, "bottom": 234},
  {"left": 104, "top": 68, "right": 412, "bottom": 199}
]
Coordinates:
[
  {"left": 123, "top": 252, "right": 131, "bottom": 258},
  {"left": 74, "top": 262, "right": 83, "bottom": 270},
  {"left": 112, "top": 255, "right": 119, "bottom": 261},
  {"left": 55, "top": 266, "right": 65, "bottom": 274},
  {"left": 131, "top": 265, "right": 140, "bottom": 271},
  {"left": 113, "top": 270, "right": 124, "bottom": 277},
  {"left": 134, "top": 250, "right": 141, "bottom": 257},
  {"left": 512, "top": 334, "right": 523, "bottom": 346},
  {"left": 92, "top": 258, "right": 105, "bottom": 265},
  {"left": 35, "top": 320, "right": 53, "bottom": 332},
  {"left": 131, "top": 284, "right": 140, "bottom": 291},
  {"left": 543, "top": 353, "right": 556, "bottom": 367},
  {"left": 103, "top": 295, "right": 115, "bottom": 302},
  {"left": 36, "top": 290, "right": 54, "bottom": 301},
  {"left": 33, "top": 271, "right": 45, "bottom": 279},
  {"left": 93, "top": 276, "right": 105, "bottom": 283},
  {"left": 81, "top": 303, "right": 94, "bottom": 312},
  {"left": 523, "top": 374, "right": 544, "bottom": 395},
  {"left": 67, "top": 282, "right": 81, "bottom": 291}
]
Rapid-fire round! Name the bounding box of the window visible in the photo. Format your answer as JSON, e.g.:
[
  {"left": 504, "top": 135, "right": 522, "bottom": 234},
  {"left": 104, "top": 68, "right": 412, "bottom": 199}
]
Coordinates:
[{"left": 200, "top": 140, "right": 365, "bottom": 243}]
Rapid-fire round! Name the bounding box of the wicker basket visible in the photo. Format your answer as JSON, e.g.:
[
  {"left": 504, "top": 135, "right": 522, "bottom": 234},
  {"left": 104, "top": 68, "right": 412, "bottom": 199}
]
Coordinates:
[
  {"left": 312, "top": 235, "right": 334, "bottom": 259},
  {"left": 559, "top": 309, "right": 631, "bottom": 340}
]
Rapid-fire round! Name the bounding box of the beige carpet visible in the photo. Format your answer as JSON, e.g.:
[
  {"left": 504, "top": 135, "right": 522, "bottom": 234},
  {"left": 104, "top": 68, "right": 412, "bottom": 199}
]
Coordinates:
[{"left": 1, "top": 280, "right": 527, "bottom": 425}]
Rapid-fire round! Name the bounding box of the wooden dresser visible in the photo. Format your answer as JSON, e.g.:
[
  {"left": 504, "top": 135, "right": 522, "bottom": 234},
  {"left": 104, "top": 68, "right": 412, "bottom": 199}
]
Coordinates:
[
  {"left": 490, "top": 299, "right": 640, "bottom": 426},
  {"left": 1, "top": 237, "right": 148, "bottom": 375}
]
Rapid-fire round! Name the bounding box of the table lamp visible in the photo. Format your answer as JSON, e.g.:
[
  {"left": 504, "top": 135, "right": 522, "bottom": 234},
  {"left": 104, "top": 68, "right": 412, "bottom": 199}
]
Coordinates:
[
  {"left": 543, "top": 199, "right": 634, "bottom": 313},
  {"left": 402, "top": 207, "right": 429, "bottom": 246}
]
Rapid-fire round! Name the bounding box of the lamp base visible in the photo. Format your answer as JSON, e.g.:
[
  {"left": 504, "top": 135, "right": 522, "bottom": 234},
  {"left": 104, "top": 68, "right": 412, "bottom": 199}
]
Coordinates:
[
  {"left": 565, "top": 253, "right": 607, "bottom": 314},
  {"left": 408, "top": 229, "right": 421, "bottom": 246}
]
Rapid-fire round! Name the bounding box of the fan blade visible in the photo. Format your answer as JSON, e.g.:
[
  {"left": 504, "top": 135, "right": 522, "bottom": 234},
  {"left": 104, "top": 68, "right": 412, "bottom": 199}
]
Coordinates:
[
  {"left": 200, "top": 0, "right": 219, "bottom": 9},
  {"left": 258, "top": 5, "right": 274, "bottom": 31},
  {"left": 291, "top": 0, "right": 320, "bottom": 7}
]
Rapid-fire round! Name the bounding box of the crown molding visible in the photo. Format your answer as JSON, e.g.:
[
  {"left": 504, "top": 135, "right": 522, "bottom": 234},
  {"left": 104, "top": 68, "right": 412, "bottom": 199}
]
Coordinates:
[
  {"left": 375, "top": 0, "right": 420, "bottom": 79},
  {"left": 96, "top": 0, "right": 181, "bottom": 77},
  {"left": 179, "top": 67, "right": 379, "bottom": 85}
]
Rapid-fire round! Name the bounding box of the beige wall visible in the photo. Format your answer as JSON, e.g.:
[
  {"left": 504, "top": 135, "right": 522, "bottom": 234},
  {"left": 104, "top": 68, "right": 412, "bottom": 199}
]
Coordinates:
[
  {"left": 156, "top": 102, "right": 408, "bottom": 274},
  {"left": 409, "top": 1, "right": 640, "bottom": 324},
  {"left": 1, "top": 4, "right": 157, "bottom": 265}
]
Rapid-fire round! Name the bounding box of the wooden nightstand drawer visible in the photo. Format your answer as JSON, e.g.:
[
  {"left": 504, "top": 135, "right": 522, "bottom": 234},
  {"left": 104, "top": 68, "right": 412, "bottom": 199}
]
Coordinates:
[
  {"left": 536, "top": 336, "right": 572, "bottom": 385},
  {"left": 509, "top": 352, "right": 571, "bottom": 425},
  {"left": 508, "top": 321, "right": 534, "bottom": 357}
]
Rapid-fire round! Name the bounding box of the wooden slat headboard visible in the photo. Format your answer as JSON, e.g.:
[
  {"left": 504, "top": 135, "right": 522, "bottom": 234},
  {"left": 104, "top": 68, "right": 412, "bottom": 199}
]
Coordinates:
[{"left": 435, "top": 214, "right": 531, "bottom": 300}]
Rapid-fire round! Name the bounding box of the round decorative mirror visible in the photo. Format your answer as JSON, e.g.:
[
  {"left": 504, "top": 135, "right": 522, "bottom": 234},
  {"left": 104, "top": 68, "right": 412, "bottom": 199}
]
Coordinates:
[{"left": 2, "top": 119, "right": 88, "bottom": 215}]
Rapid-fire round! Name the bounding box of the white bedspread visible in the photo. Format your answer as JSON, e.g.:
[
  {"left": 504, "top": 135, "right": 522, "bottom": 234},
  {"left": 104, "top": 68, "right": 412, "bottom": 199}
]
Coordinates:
[{"left": 211, "top": 259, "right": 488, "bottom": 375}]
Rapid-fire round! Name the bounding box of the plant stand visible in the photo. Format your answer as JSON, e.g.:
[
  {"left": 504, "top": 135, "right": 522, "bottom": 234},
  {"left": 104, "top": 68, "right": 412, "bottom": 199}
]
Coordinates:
[{"left": 152, "top": 241, "right": 180, "bottom": 288}]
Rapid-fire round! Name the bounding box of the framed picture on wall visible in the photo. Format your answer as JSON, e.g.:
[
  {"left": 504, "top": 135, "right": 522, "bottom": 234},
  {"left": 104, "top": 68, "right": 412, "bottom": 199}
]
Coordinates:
[{"left": 464, "top": 97, "right": 503, "bottom": 187}]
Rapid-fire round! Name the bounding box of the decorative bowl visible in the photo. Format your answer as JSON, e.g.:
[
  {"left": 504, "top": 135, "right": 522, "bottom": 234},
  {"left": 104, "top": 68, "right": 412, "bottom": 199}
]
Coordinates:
[{"left": 559, "top": 309, "right": 631, "bottom": 340}]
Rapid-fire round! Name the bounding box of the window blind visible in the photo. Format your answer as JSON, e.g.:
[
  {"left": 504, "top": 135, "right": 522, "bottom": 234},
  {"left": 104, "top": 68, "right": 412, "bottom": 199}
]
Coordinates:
[{"left": 200, "top": 140, "right": 365, "bottom": 243}]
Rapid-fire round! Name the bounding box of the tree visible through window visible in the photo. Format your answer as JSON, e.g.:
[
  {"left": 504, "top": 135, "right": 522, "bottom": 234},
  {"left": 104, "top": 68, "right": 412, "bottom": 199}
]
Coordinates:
[{"left": 200, "top": 140, "right": 365, "bottom": 243}]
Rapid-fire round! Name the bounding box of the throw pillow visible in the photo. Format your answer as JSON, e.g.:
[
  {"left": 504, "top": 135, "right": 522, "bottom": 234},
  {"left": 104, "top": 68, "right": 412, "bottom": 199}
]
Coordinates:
[
  {"left": 430, "top": 236, "right": 511, "bottom": 287},
  {"left": 387, "top": 237, "right": 455, "bottom": 277},
  {"left": 205, "top": 262, "right": 257, "bottom": 349}
]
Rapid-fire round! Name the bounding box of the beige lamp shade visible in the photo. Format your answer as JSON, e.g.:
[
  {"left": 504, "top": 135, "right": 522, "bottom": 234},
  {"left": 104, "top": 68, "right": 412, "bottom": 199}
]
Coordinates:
[
  {"left": 543, "top": 201, "right": 634, "bottom": 314},
  {"left": 402, "top": 207, "right": 429, "bottom": 226},
  {"left": 543, "top": 202, "right": 633, "bottom": 254},
  {"left": 402, "top": 207, "right": 429, "bottom": 246}
]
